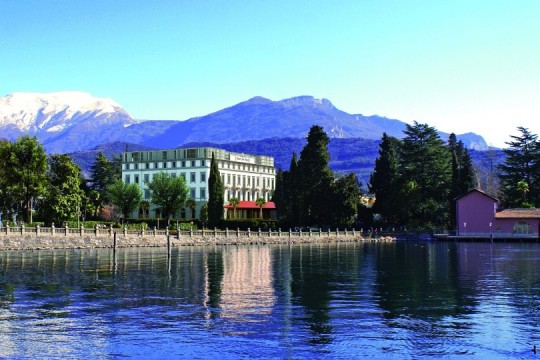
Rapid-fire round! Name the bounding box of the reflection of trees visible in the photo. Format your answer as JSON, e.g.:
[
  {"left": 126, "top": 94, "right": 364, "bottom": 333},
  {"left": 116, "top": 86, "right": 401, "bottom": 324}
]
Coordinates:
[
  {"left": 374, "top": 242, "right": 477, "bottom": 321},
  {"left": 287, "top": 243, "right": 367, "bottom": 345},
  {"left": 0, "top": 248, "right": 214, "bottom": 313},
  {"left": 205, "top": 248, "right": 224, "bottom": 317}
]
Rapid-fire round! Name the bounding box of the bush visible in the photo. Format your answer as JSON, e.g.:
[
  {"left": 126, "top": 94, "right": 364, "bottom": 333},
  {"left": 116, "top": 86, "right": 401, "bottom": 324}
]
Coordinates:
[{"left": 220, "top": 219, "right": 277, "bottom": 231}]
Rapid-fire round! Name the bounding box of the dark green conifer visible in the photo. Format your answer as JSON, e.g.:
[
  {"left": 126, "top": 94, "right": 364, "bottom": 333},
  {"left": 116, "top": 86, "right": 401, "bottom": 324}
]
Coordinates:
[{"left": 207, "top": 152, "right": 224, "bottom": 228}]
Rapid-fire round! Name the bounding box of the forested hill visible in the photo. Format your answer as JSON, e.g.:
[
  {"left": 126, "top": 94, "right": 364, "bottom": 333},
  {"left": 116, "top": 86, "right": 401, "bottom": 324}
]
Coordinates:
[{"left": 71, "top": 137, "right": 504, "bottom": 191}]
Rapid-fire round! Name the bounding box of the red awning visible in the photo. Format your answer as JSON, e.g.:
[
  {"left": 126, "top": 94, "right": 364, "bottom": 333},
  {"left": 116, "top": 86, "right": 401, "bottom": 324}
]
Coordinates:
[{"left": 224, "top": 201, "right": 276, "bottom": 210}]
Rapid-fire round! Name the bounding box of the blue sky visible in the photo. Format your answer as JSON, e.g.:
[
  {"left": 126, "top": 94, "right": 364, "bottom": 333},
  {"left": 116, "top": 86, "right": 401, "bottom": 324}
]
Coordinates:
[{"left": 1, "top": 0, "right": 539, "bottom": 147}]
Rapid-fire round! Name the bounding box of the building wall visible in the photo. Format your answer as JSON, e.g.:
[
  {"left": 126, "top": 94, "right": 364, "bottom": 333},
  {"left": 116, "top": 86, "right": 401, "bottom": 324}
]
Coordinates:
[
  {"left": 456, "top": 191, "right": 497, "bottom": 234},
  {"left": 493, "top": 218, "right": 540, "bottom": 235},
  {"left": 121, "top": 147, "right": 276, "bottom": 219}
]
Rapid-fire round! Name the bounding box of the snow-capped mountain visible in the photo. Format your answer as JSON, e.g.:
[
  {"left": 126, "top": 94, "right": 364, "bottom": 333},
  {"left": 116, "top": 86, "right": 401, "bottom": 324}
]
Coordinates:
[
  {"left": 0, "top": 92, "right": 137, "bottom": 152},
  {"left": 1, "top": 92, "right": 490, "bottom": 154}
]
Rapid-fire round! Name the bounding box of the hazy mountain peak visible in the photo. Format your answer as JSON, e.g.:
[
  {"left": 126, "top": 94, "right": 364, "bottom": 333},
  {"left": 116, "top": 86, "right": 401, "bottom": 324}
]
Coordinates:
[
  {"left": 240, "top": 96, "right": 273, "bottom": 105},
  {"left": 278, "top": 95, "right": 335, "bottom": 109}
]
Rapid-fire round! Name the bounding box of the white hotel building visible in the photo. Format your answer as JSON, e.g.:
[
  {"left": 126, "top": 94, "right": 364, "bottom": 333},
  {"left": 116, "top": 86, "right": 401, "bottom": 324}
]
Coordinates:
[{"left": 121, "top": 147, "right": 276, "bottom": 219}]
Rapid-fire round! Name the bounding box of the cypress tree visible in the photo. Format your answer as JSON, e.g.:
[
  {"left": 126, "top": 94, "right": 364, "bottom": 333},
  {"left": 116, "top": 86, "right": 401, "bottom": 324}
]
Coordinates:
[
  {"left": 330, "top": 173, "right": 361, "bottom": 227},
  {"left": 207, "top": 152, "right": 224, "bottom": 228},
  {"left": 448, "top": 133, "right": 477, "bottom": 227},
  {"left": 298, "top": 126, "right": 334, "bottom": 226},
  {"left": 369, "top": 133, "right": 402, "bottom": 226}
]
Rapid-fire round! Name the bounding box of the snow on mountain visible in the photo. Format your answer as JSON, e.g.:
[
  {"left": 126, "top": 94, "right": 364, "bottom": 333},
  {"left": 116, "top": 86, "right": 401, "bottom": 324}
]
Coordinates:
[{"left": 0, "top": 91, "right": 130, "bottom": 134}]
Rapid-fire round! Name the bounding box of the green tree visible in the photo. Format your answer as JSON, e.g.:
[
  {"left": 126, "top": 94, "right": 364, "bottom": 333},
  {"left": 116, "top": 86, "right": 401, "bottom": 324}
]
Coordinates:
[
  {"left": 0, "top": 140, "right": 16, "bottom": 221},
  {"left": 448, "top": 133, "right": 477, "bottom": 226},
  {"left": 140, "top": 200, "right": 150, "bottom": 218},
  {"left": 228, "top": 197, "right": 240, "bottom": 219},
  {"left": 330, "top": 173, "right": 361, "bottom": 228},
  {"left": 498, "top": 127, "right": 540, "bottom": 208},
  {"left": 40, "top": 154, "right": 84, "bottom": 225},
  {"left": 199, "top": 204, "right": 208, "bottom": 227},
  {"left": 298, "top": 126, "right": 334, "bottom": 226},
  {"left": 89, "top": 151, "right": 117, "bottom": 204},
  {"left": 255, "top": 197, "right": 267, "bottom": 219},
  {"left": 186, "top": 198, "right": 197, "bottom": 219},
  {"left": 369, "top": 133, "right": 402, "bottom": 226},
  {"left": 146, "top": 172, "right": 189, "bottom": 226},
  {"left": 2, "top": 136, "right": 48, "bottom": 223},
  {"left": 399, "top": 122, "right": 451, "bottom": 228},
  {"left": 108, "top": 180, "right": 142, "bottom": 222},
  {"left": 207, "top": 152, "right": 224, "bottom": 228},
  {"left": 274, "top": 153, "right": 302, "bottom": 227}
]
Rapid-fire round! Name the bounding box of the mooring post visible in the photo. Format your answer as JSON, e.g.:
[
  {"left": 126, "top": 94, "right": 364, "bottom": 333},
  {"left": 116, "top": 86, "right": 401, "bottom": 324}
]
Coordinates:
[
  {"left": 113, "top": 231, "right": 117, "bottom": 250},
  {"left": 167, "top": 235, "right": 171, "bottom": 258}
]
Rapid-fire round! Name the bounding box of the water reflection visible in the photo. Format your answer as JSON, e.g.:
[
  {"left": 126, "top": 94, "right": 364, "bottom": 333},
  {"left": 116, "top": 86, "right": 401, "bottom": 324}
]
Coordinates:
[{"left": 0, "top": 242, "right": 539, "bottom": 358}]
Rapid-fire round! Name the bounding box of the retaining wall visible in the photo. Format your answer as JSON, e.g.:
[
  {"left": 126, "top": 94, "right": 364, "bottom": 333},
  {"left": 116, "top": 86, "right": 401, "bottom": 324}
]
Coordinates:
[{"left": 0, "top": 230, "right": 394, "bottom": 251}]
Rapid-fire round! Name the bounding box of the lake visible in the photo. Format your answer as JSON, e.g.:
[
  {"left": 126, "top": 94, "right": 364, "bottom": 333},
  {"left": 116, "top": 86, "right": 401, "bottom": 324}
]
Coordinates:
[{"left": 1, "top": 241, "right": 539, "bottom": 359}]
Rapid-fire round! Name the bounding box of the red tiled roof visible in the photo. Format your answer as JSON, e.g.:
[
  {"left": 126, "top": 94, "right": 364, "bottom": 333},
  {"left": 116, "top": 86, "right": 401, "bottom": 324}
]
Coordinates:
[
  {"left": 224, "top": 201, "right": 276, "bottom": 210},
  {"left": 495, "top": 209, "right": 540, "bottom": 219}
]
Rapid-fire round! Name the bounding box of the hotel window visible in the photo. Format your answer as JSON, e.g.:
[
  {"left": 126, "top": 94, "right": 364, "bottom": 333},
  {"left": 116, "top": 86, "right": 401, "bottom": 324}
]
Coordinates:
[
  {"left": 227, "top": 174, "right": 231, "bottom": 184},
  {"left": 162, "top": 151, "right": 167, "bottom": 160},
  {"left": 191, "top": 160, "right": 196, "bottom": 167},
  {"left": 180, "top": 173, "right": 186, "bottom": 180},
  {"left": 190, "top": 172, "right": 196, "bottom": 183},
  {"left": 171, "top": 173, "right": 177, "bottom": 178},
  {"left": 201, "top": 160, "right": 206, "bottom": 167},
  {"left": 181, "top": 161, "right": 186, "bottom": 167},
  {"left": 134, "top": 175, "right": 139, "bottom": 184},
  {"left": 190, "top": 188, "right": 196, "bottom": 199},
  {"left": 154, "top": 162, "right": 159, "bottom": 169},
  {"left": 124, "top": 175, "right": 130, "bottom": 184},
  {"left": 163, "top": 162, "right": 167, "bottom": 168},
  {"left": 134, "top": 163, "right": 139, "bottom": 170},
  {"left": 146, "top": 163, "right": 150, "bottom": 169},
  {"left": 144, "top": 174, "right": 149, "bottom": 183},
  {"left": 172, "top": 161, "right": 176, "bottom": 168},
  {"left": 144, "top": 189, "right": 150, "bottom": 200},
  {"left": 200, "top": 172, "right": 206, "bottom": 182},
  {"left": 200, "top": 188, "right": 206, "bottom": 199}
]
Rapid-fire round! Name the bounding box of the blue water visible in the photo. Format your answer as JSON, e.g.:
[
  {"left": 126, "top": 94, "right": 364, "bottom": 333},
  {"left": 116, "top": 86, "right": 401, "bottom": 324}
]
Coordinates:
[{"left": 1, "top": 242, "right": 539, "bottom": 359}]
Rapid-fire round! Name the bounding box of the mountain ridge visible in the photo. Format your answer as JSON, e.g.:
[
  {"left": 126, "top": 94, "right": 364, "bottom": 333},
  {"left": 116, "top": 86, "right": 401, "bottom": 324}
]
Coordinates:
[{"left": 0, "top": 92, "right": 490, "bottom": 153}]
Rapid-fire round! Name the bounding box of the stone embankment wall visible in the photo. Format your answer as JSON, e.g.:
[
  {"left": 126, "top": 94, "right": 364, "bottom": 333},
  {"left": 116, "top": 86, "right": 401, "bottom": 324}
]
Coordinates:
[{"left": 0, "top": 230, "right": 395, "bottom": 251}]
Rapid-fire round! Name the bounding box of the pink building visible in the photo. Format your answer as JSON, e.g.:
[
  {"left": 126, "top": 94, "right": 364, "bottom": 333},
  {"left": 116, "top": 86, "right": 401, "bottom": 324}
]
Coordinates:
[{"left": 455, "top": 189, "right": 540, "bottom": 237}]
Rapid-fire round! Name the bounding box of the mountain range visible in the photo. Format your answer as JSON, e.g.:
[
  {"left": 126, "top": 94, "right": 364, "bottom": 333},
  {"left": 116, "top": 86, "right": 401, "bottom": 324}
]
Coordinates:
[{"left": 0, "top": 92, "right": 489, "bottom": 154}]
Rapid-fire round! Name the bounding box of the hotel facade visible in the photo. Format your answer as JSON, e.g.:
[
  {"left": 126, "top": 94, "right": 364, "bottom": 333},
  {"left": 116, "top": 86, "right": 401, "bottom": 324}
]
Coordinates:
[{"left": 121, "top": 147, "right": 276, "bottom": 219}]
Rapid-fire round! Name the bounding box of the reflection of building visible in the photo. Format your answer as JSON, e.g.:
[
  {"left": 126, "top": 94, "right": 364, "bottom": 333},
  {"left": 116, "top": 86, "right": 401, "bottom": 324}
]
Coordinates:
[
  {"left": 219, "top": 246, "right": 275, "bottom": 318},
  {"left": 456, "top": 189, "right": 540, "bottom": 236},
  {"left": 121, "top": 147, "right": 275, "bottom": 218}
]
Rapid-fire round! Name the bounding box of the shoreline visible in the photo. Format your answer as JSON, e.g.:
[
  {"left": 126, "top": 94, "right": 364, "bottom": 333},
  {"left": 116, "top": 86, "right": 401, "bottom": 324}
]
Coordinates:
[{"left": 0, "top": 233, "right": 396, "bottom": 251}]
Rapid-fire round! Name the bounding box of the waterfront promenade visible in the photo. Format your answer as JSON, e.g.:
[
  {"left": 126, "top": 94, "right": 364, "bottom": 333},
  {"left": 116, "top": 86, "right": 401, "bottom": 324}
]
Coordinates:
[{"left": 0, "top": 225, "right": 394, "bottom": 251}]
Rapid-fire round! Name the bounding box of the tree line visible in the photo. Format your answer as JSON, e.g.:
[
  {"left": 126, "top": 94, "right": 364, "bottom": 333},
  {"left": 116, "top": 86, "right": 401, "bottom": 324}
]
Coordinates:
[
  {"left": 368, "top": 123, "right": 540, "bottom": 230},
  {"left": 0, "top": 135, "right": 224, "bottom": 227},
  {"left": 273, "top": 125, "right": 362, "bottom": 228},
  {"left": 2, "top": 124, "right": 537, "bottom": 231}
]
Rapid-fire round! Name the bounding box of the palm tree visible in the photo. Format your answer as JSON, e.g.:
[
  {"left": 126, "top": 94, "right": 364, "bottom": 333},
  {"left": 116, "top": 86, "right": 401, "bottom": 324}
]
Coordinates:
[
  {"left": 229, "top": 197, "right": 240, "bottom": 219},
  {"left": 255, "top": 197, "right": 266, "bottom": 219},
  {"left": 186, "top": 198, "right": 196, "bottom": 219},
  {"left": 140, "top": 200, "right": 150, "bottom": 218}
]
